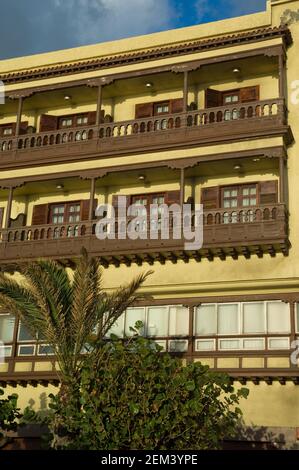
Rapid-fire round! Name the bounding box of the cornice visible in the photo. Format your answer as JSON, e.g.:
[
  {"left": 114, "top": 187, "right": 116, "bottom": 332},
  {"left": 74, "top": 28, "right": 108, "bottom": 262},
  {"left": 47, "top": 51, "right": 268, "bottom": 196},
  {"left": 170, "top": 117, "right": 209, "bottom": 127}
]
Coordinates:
[{"left": 0, "top": 26, "right": 292, "bottom": 86}]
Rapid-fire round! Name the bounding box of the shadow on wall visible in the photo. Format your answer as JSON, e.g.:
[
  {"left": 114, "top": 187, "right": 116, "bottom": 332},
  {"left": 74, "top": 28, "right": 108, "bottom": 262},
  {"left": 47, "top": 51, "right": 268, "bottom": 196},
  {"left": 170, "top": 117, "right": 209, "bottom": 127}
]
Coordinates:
[{"left": 223, "top": 423, "right": 299, "bottom": 450}]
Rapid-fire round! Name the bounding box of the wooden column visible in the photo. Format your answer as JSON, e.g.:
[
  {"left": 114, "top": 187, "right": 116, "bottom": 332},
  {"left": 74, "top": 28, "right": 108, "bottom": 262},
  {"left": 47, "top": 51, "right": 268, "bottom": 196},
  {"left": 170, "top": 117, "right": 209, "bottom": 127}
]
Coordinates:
[
  {"left": 279, "top": 157, "right": 285, "bottom": 204},
  {"left": 279, "top": 52, "right": 286, "bottom": 100},
  {"left": 5, "top": 186, "right": 14, "bottom": 229},
  {"left": 15, "top": 96, "right": 23, "bottom": 136},
  {"left": 183, "top": 70, "right": 189, "bottom": 112},
  {"left": 96, "top": 85, "right": 103, "bottom": 126},
  {"left": 89, "top": 177, "right": 96, "bottom": 221},
  {"left": 180, "top": 168, "right": 185, "bottom": 206}
]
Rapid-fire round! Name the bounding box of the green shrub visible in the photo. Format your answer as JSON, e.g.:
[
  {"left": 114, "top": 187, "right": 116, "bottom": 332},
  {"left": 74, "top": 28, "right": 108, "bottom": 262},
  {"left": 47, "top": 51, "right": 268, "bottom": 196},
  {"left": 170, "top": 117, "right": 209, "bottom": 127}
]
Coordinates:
[
  {"left": 0, "top": 388, "right": 20, "bottom": 444},
  {"left": 47, "top": 332, "right": 249, "bottom": 450}
]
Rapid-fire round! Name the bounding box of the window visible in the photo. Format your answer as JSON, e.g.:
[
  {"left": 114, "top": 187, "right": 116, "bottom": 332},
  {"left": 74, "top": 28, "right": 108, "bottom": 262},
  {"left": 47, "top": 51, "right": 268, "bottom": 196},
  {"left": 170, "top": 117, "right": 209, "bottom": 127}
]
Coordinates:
[
  {"left": 50, "top": 202, "right": 81, "bottom": 224},
  {"left": 222, "top": 185, "right": 257, "bottom": 224},
  {"left": 77, "top": 116, "right": 88, "bottom": 125},
  {"left": 106, "top": 305, "right": 189, "bottom": 344},
  {"left": 3, "top": 128, "right": 13, "bottom": 136},
  {"left": 195, "top": 301, "right": 290, "bottom": 338},
  {"left": 154, "top": 103, "right": 169, "bottom": 115},
  {"left": 131, "top": 193, "right": 165, "bottom": 232},
  {"left": 60, "top": 118, "right": 73, "bottom": 128},
  {"left": 223, "top": 93, "right": 239, "bottom": 104},
  {"left": 0, "top": 314, "right": 15, "bottom": 343}
]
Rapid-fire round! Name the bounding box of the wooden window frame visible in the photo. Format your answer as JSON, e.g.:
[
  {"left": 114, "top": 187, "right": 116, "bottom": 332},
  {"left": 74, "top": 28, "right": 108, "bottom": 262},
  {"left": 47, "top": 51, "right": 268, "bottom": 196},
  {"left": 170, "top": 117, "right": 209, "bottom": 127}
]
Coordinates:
[
  {"left": 58, "top": 113, "right": 90, "bottom": 130},
  {"left": 153, "top": 101, "right": 170, "bottom": 116},
  {"left": 49, "top": 201, "right": 81, "bottom": 224},
  {"left": 221, "top": 183, "right": 259, "bottom": 208},
  {"left": 222, "top": 89, "right": 240, "bottom": 105}
]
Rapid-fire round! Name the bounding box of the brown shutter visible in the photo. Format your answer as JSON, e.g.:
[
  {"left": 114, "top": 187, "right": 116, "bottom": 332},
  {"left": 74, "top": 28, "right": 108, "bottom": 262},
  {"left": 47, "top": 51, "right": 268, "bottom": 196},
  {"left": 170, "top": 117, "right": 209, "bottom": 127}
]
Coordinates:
[
  {"left": 240, "top": 86, "right": 260, "bottom": 103},
  {"left": 0, "top": 207, "right": 4, "bottom": 228},
  {"left": 80, "top": 199, "right": 98, "bottom": 220},
  {"left": 259, "top": 181, "right": 278, "bottom": 205},
  {"left": 19, "top": 121, "right": 29, "bottom": 135},
  {"left": 32, "top": 204, "right": 49, "bottom": 225},
  {"left": 40, "top": 114, "right": 58, "bottom": 132},
  {"left": 165, "top": 190, "right": 180, "bottom": 205},
  {"left": 201, "top": 187, "right": 220, "bottom": 210},
  {"left": 170, "top": 98, "right": 183, "bottom": 114},
  {"left": 87, "top": 112, "right": 97, "bottom": 125},
  {"left": 205, "top": 89, "right": 222, "bottom": 108},
  {"left": 135, "top": 103, "right": 154, "bottom": 119}
]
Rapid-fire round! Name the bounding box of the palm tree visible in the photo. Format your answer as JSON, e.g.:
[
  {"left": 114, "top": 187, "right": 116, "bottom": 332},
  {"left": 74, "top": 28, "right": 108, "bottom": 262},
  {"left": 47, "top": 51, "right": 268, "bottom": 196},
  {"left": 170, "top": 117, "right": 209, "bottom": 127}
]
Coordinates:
[{"left": 0, "top": 249, "right": 152, "bottom": 385}]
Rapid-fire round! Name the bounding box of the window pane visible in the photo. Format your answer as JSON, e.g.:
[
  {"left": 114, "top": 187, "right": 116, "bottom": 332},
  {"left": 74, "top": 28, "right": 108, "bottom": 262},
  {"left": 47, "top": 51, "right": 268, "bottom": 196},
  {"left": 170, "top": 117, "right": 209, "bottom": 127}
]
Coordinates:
[
  {"left": 147, "top": 307, "right": 168, "bottom": 337},
  {"left": 268, "top": 338, "right": 289, "bottom": 350},
  {"left": 218, "top": 304, "right": 239, "bottom": 335},
  {"left": 106, "top": 313, "right": 125, "bottom": 338},
  {"left": 0, "top": 315, "right": 15, "bottom": 343},
  {"left": 195, "top": 339, "right": 215, "bottom": 351},
  {"left": 243, "top": 303, "right": 265, "bottom": 333},
  {"left": 224, "top": 96, "right": 232, "bottom": 103},
  {"left": 267, "top": 302, "right": 290, "bottom": 333},
  {"left": 243, "top": 338, "right": 265, "bottom": 350},
  {"left": 18, "top": 322, "right": 35, "bottom": 341},
  {"left": 38, "top": 344, "right": 55, "bottom": 355},
  {"left": 18, "top": 345, "right": 35, "bottom": 356},
  {"left": 219, "top": 339, "right": 240, "bottom": 350},
  {"left": 232, "top": 95, "right": 238, "bottom": 102},
  {"left": 169, "top": 306, "right": 189, "bottom": 336},
  {"left": 168, "top": 339, "right": 188, "bottom": 352},
  {"left": 125, "top": 307, "right": 146, "bottom": 336},
  {"left": 194, "top": 305, "right": 217, "bottom": 335}
]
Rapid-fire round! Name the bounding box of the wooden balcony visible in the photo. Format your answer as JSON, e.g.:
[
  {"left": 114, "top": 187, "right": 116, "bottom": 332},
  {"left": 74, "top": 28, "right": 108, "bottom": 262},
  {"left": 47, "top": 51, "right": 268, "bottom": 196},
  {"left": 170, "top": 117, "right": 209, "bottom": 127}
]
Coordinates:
[
  {"left": 0, "top": 204, "right": 289, "bottom": 269},
  {"left": 0, "top": 99, "right": 291, "bottom": 170}
]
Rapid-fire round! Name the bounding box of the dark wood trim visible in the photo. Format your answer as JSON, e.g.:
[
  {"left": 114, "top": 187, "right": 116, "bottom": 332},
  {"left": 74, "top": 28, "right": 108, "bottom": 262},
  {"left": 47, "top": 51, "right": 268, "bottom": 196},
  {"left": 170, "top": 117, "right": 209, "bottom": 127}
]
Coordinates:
[
  {"left": 4, "top": 187, "right": 13, "bottom": 229},
  {"left": 96, "top": 85, "right": 103, "bottom": 127},
  {"left": 89, "top": 178, "right": 96, "bottom": 221},
  {"left": 180, "top": 168, "right": 185, "bottom": 207},
  {"left": 15, "top": 97, "right": 23, "bottom": 137},
  {"left": 1, "top": 27, "right": 291, "bottom": 86}
]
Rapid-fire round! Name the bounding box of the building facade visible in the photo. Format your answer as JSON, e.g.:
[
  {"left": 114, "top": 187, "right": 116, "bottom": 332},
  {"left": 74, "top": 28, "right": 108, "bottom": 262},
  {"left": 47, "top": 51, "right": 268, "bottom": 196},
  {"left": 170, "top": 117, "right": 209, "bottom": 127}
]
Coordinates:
[{"left": 0, "top": 0, "right": 299, "bottom": 448}]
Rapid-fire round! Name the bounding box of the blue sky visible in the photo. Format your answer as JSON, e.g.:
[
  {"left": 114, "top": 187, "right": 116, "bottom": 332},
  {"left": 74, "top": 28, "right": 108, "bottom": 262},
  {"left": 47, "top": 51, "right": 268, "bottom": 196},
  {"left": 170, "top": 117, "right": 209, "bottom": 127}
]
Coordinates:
[{"left": 0, "top": 0, "right": 267, "bottom": 60}]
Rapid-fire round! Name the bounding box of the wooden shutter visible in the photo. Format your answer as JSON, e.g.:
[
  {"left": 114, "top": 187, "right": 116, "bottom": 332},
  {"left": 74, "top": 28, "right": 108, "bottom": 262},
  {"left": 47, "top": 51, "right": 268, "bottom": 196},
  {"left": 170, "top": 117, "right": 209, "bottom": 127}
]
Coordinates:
[
  {"left": 201, "top": 187, "right": 220, "bottom": 210},
  {"left": 40, "top": 114, "right": 58, "bottom": 132},
  {"left": 205, "top": 89, "right": 222, "bottom": 108},
  {"left": 32, "top": 204, "right": 49, "bottom": 225},
  {"left": 170, "top": 98, "right": 183, "bottom": 114},
  {"left": 0, "top": 207, "right": 4, "bottom": 228},
  {"left": 165, "top": 190, "right": 181, "bottom": 205},
  {"left": 19, "top": 121, "right": 29, "bottom": 135},
  {"left": 135, "top": 103, "right": 154, "bottom": 119},
  {"left": 87, "top": 112, "right": 97, "bottom": 125},
  {"left": 259, "top": 181, "right": 278, "bottom": 205},
  {"left": 240, "top": 86, "right": 260, "bottom": 103},
  {"left": 80, "top": 199, "right": 97, "bottom": 221}
]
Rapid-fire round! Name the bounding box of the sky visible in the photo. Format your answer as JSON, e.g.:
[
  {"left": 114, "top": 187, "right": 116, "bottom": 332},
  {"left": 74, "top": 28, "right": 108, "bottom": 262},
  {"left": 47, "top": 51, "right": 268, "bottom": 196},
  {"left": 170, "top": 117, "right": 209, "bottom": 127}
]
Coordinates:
[{"left": 0, "top": 0, "right": 267, "bottom": 60}]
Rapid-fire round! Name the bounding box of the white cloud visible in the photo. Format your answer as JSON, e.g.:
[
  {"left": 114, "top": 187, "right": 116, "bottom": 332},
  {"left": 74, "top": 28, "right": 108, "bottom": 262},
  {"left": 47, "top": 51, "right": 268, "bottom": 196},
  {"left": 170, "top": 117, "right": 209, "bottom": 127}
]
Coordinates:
[{"left": 54, "top": 0, "right": 175, "bottom": 44}]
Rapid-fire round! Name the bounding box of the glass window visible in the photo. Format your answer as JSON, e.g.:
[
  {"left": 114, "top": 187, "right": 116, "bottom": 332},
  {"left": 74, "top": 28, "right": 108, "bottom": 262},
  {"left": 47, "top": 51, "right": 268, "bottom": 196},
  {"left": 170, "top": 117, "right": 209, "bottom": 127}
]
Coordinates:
[
  {"left": 156, "top": 104, "right": 169, "bottom": 114},
  {"left": 0, "top": 314, "right": 15, "bottom": 343},
  {"left": 125, "top": 307, "right": 146, "bottom": 336},
  {"left": 169, "top": 306, "right": 188, "bottom": 336},
  {"left": 3, "top": 128, "right": 12, "bottom": 136},
  {"left": 38, "top": 344, "right": 55, "bottom": 355},
  {"left": 219, "top": 339, "right": 240, "bottom": 350},
  {"left": 168, "top": 339, "right": 188, "bottom": 352},
  {"left": 18, "top": 345, "right": 35, "bottom": 356},
  {"left": 243, "top": 303, "right": 265, "bottom": 334},
  {"left": 147, "top": 307, "right": 168, "bottom": 337},
  {"left": 268, "top": 338, "right": 289, "bottom": 350},
  {"left": 267, "top": 302, "right": 290, "bottom": 333},
  {"left": 77, "top": 116, "right": 88, "bottom": 125},
  {"left": 195, "top": 304, "right": 217, "bottom": 335},
  {"left": 243, "top": 338, "right": 265, "bottom": 350},
  {"left": 218, "top": 304, "right": 239, "bottom": 335},
  {"left": 18, "top": 322, "right": 36, "bottom": 341},
  {"left": 195, "top": 339, "right": 215, "bottom": 351},
  {"left": 107, "top": 313, "right": 125, "bottom": 338}
]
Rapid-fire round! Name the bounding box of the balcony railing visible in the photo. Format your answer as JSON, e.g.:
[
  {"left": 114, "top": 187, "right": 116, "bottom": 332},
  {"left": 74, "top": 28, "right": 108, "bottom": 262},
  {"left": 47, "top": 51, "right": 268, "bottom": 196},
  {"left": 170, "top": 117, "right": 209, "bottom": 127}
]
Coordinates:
[
  {"left": 0, "top": 98, "right": 288, "bottom": 167},
  {"left": 0, "top": 204, "right": 289, "bottom": 266}
]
